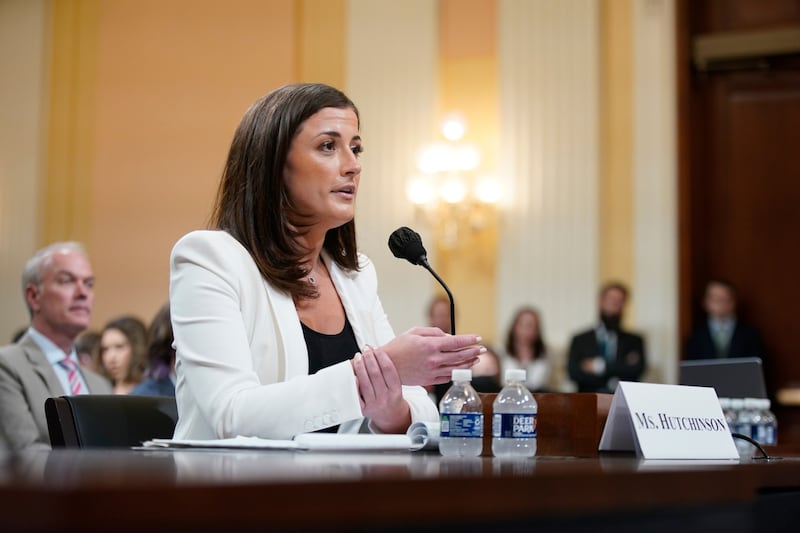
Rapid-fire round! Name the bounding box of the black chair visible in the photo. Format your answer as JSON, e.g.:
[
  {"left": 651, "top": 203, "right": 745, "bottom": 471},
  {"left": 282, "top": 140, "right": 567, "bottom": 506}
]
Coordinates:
[{"left": 45, "top": 394, "right": 178, "bottom": 448}]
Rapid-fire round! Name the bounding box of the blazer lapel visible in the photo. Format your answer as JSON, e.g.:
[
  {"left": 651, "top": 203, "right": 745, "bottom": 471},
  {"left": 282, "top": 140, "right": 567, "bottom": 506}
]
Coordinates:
[
  {"left": 19, "top": 336, "right": 65, "bottom": 396},
  {"left": 263, "top": 278, "right": 308, "bottom": 379},
  {"left": 327, "top": 254, "right": 368, "bottom": 349}
]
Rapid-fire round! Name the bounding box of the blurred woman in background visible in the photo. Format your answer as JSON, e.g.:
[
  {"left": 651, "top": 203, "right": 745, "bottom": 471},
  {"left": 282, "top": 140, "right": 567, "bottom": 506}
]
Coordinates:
[
  {"left": 132, "top": 303, "right": 176, "bottom": 396},
  {"left": 97, "top": 316, "right": 148, "bottom": 394},
  {"left": 500, "top": 307, "right": 551, "bottom": 391}
]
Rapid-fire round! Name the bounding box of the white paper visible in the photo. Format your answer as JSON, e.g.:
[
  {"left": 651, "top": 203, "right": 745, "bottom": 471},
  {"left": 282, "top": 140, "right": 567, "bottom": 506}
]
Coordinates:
[
  {"left": 142, "top": 421, "right": 441, "bottom": 452},
  {"left": 599, "top": 381, "right": 739, "bottom": 460},
  {"left": 407, "top": 420, "right": 440, "bottom": 451},
  {"left": 143, "top": 435, "right": 300, "bottom": 450}
]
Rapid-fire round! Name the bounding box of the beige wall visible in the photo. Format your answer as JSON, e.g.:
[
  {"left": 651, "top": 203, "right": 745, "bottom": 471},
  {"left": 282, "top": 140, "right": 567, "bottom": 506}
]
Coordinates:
[
  {"left": 0, "top": 0, "right": 50, "bottom": 342},
  {"left": 599, "top": 0, "right": 634, "bottom": 288},
  {"left": 52, "top": 0, "right": 296, "bottom": 328},
  {"left": 436, "top": 0, "right": 500, "bottom": 341}
]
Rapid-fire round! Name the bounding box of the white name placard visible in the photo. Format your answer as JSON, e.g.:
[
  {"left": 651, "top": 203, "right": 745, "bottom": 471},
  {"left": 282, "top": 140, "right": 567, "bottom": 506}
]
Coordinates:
[{"left": 599, "top": 381, "right": 739, "bottom": 459}]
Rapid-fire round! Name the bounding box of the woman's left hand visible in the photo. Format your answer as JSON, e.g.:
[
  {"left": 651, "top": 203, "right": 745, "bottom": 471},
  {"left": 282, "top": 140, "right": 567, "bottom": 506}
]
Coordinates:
[{"left": 352, "top": 346, "right": 411, "bottom": 434}]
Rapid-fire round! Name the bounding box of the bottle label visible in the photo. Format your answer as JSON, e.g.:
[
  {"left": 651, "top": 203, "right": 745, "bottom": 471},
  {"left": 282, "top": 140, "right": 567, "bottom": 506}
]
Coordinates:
[
  {"left": 765, "top": 426, "right": 777, "bottom": 446},
  {"left": 735, "top": 422, "right": 750, "bottom": 436},
  {"left": 492, "top": 413, "right": 537, "bottom": 438},
  {"left": 440, "top": 413, "right": 483, "bottom": 438},
  {"left": 752, "top": 424, "right": 766, "bottom": 444}
]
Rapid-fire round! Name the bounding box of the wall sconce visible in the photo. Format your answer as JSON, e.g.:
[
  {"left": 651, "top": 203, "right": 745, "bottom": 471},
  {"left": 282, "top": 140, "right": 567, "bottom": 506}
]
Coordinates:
[{"left": 406, "top": 114, "right": 501, "bottom": 247}]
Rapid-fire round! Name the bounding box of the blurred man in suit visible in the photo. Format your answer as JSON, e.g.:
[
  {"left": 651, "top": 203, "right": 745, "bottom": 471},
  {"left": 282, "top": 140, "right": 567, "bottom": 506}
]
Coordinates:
[
  {"left": 685, "top": 279, "right": 764, "bottom": 360},
  {"left": 567, "top": 282, "right": 646, "bottom": 393},
  {"left": 0, "top": 242, "right": 112, "bottom": 450}
]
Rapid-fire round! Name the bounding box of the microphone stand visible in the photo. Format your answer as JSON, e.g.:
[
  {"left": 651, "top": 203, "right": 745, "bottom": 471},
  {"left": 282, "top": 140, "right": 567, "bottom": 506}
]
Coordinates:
[{"left": 419, "top": 258, "right": 456, "bottom": 335}]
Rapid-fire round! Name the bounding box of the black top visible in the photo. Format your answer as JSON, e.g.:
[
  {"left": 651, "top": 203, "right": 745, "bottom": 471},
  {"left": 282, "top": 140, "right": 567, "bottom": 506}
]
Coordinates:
[
  {"left": 301, "top": 316, "right": 360, "bottom": 433},
  {"left": 301, "top": 316, "right": 359, "bottom": 375}
]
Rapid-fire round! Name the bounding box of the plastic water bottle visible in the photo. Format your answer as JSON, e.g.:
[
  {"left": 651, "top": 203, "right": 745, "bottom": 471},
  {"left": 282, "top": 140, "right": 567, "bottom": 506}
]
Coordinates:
[
  {"left": 492, "top": 369, "right": 537, "bottom": 458},
  {"left": 730, "top": 397, "right": 746, "bottom": 435},
  {"left": 750, "top": 398, "right": 766, "bottom": 444},
  {"left": 439, "top": 369, "right": 483, "bottom": 457},
  {"left": 756, "top": 398, "right": 778, "bottom": 446},
  {"left": 763, "top": 399, "right": 778, "bottom": 446},
  {"left": 736, "top": 398, "right": 760, "bottom": 456}
]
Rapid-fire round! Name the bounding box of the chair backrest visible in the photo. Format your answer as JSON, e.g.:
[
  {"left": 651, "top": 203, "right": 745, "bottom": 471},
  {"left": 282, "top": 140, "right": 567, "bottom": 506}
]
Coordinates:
[{"left": 45, "top": 394, "right": 178, "bottom": 448}]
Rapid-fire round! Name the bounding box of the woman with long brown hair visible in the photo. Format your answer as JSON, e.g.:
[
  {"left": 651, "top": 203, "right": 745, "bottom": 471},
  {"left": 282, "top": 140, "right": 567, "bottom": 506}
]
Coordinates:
[{"left": 170, "top": 83, "right": 484, "bottom": 440}]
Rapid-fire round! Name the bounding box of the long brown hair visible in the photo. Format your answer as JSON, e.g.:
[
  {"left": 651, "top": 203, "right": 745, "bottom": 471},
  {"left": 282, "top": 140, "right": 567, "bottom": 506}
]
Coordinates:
[
  {"left": 210, "top": 83, "right": 361, "bottom": 299},
  {"left": 146, "top": 302, "right": 174, "bottom": 380},
  {"left": 505, "top": 307, "right": 547, "bottom": 360},
  {"left": 98, "top": 316, "right": 148, "bottom": 384}
]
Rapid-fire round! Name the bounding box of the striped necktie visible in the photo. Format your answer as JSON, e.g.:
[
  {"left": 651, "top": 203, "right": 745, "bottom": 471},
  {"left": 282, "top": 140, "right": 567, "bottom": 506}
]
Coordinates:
[{"left": 59, "top": 357, "right": 86, "bottom": 395}]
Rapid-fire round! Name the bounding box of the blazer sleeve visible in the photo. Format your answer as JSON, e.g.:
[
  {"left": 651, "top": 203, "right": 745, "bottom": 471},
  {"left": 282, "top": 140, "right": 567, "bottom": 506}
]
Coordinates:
[
  {"left": 567, "top": 332, "right": 599, "bottom": 387},
  {"left": 170, "top": 232, "right": 363, "bottom": 440},
  {"left": 0, "top": 350, "right": 51, "bottom": 451},
  {"left": 610, "top": 333, "right": 646, "bottom": 382}
]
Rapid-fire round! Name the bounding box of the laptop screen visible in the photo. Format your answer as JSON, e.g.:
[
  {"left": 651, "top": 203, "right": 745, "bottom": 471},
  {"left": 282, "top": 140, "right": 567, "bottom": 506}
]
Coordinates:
[{"left": 678, "top": 357, "right": 767, "bottom": 399}]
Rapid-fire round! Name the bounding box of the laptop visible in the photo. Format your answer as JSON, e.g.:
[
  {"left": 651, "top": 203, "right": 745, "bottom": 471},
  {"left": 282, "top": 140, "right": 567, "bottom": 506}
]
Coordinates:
[{"left": 679, "top": 357, "right": 767, "bottom": 399}]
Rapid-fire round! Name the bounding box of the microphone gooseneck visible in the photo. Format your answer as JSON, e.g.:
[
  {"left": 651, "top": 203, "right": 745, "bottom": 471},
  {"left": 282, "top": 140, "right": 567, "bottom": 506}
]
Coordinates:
[{"left": 388, "top": 227, "right": 456, "bottom": 335}]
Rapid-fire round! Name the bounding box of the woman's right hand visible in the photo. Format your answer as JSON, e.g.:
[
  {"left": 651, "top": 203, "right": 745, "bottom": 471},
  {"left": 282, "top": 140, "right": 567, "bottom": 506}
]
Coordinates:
[{"left": 379, "top": 327, "right": 485, "bottom": 386}]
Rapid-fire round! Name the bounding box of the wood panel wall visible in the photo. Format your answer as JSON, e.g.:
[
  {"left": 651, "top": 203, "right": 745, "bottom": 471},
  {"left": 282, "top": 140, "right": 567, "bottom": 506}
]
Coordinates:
[{"left": 678, "top": 0, "right": 800, "bottom": 442}]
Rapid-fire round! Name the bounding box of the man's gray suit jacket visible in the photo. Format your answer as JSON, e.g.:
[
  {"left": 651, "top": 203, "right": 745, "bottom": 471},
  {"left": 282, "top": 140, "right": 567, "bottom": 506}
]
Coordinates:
[{"left": 0, "top": 332, "right": 112, "bottom": 450}]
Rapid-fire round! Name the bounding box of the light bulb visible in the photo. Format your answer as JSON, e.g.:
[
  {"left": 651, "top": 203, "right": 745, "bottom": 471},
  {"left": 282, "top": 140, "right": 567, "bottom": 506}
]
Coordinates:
[
  {"left": 474, "top": 176, "right": 501, "bottom": 204},
  {"left": 406, "top": 176, "right": 435, "bottom": 205},
  {"left": 455, "top": 144, "right": 480, "bottom": 171},
  {"left": 439, "top": 175, "right": 468, "bottom": 204},
  {"left": 417, "top": 143, "right": 454, "bottom": 173},
  {"left": 442, "top": 116, "right": 466, "bottom": 141}
]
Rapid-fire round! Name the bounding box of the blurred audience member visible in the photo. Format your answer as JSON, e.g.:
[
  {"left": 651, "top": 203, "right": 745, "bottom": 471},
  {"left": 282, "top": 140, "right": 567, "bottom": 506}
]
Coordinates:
[
  {"left": 427, "top": 293, "right": 502, "bottom": 398},
  {"left": 132, "top": 303, "right": 176, "bottom": 396},
  {"left": 567, "top": 281, "right": 646, "bottom": 393},
  {"left": 432, "top": 345, "right": 502, "bottom": 403},
  {"left": 74, "top": 330, "right": 100, "bottom": 371},
  {"left": 500, "top": 307, "right": 551, "bottom": 392},
  {"left": 97, "top": 316, "right": 147, "bottom": 395},
  {"left": 0, "top": 242, "right": 111, "bottom": 451},
  {"left": 685, "top": 279, "right": 764, "bottom": 360},
  {"left": 427, "top": 294, "right": 452, "bottom": 334},
  {"left": 471, "top": 346, "right": 502, "bottom": 393}
]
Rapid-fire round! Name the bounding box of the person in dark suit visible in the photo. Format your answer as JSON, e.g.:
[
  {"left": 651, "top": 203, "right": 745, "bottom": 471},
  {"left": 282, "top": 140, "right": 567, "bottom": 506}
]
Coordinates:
[
  {"left": 685, "top": 279, "right": 764, "bottom": 360},
  {"left": 0, "top": 242, "right": 112, "bottom": 450},
  {"left": 567, "top": 282, "right": 646, "bottom": 393}
]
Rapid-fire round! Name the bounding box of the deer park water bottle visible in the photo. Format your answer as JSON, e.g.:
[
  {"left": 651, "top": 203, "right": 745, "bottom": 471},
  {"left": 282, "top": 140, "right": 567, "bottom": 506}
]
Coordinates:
[
  {"left": 492, "top": 369, "right": 537, "bottom": 458},
  {"left": 735, "top": 398, "right": 757, "bottom": 456},
  {"left": 439, "top": 369, "right": 484, "bottom": 457},
  {"left": 762, "top": 399, "right": 778, "bottom": 446},
  {"left": 754, "top": 398, "right": 778, "bottom": 446}
]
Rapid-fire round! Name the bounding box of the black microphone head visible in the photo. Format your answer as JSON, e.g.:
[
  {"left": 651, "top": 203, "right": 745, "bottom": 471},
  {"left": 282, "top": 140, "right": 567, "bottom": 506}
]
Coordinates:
[{"left": 388, "top": 227, "right": 428, "bottom": 266}]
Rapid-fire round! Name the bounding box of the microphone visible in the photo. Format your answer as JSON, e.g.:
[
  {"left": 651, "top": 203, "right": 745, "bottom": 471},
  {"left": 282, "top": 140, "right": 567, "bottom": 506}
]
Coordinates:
[{"left": 388, "top": 227, "right": 456, "bottom": 335}]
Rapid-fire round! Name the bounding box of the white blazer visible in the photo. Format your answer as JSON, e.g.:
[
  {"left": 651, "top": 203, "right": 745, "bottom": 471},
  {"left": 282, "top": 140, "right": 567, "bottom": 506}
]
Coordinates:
[{"left": 170, "top": 230, "right": 437, "bottom": 440}]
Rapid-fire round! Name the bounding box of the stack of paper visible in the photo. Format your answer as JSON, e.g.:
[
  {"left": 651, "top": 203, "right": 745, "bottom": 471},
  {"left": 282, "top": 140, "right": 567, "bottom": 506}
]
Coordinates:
[{"left": 143, "top": 421, "right": 440, "bottom": 452}]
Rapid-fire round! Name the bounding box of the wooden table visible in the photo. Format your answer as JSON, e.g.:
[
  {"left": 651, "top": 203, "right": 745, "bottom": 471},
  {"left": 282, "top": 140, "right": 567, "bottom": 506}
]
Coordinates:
[{"left": 2, "top": 448, "right": 799, "bottom": 532}]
